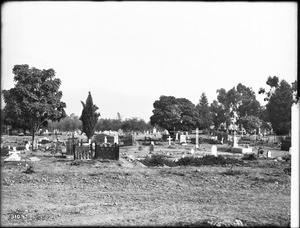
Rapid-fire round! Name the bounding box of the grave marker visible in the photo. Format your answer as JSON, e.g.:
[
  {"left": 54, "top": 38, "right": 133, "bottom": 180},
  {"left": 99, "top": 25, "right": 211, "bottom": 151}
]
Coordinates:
[
  {"left": 180, "top": 135, "right": 187, "bottom": 144},
  {"left": 195, "top": 127, "right": 199, "bottom": 148},
  {"left": 104, "top": 136, "right": 107, "bottom": 144},
  {"left": 167, "top": 136, "right": 172, "bottom": 146},
  {"left": 211, "top": 145, "right": 217, "bottom": 156},
  {"left": 175, "top": 133, "right": 179, "bottom": 141}
]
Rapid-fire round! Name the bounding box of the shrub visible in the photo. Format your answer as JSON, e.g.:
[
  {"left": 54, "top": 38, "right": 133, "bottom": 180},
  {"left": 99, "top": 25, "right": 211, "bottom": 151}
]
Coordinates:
[
  {"left": 242, "top": 153, "right": 258, "bottom": 160},
  {"left": 139, "top": 154, "right": 175, "bottom": 167},
  {"left": 1, "top": 147, "right": 9, "bottom": 157},
  {"left": 176, "top": 155, "right": 244, "bottom": 166}
]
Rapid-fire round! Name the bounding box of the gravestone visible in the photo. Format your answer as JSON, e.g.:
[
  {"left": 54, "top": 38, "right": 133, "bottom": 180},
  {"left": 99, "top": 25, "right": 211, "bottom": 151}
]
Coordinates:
[
  {"left": 25, "top": 143, "right": 30, "bottom": 151},
  {"left": 149, "top": 142, "right": 154, "bottom": 152},
  {"left": 180, "top": 135, "right": 187, "bottom": 144},
  {"left": 13, "top": 147, "right": 16, "bottom": 151},
  {"left": 114, "top": 135, "right": 119, "bottom": 144},
  {"left": 211, "top": 145, "right": 217, "bottom": 156},
  {"left": 175, "top": 133, "right": 179, "bottom": 141},
  {"left": 195, "top": 128, "right": 199, "bottom": 148},
  {"left": 5, "top": 151, "right": 21, "bottom": 161},
  {"left": 167, "top": 136, "right": 172, "bottom": 146},
  {"left": 267, "top": 150, "right": 272, "bottom": 158},
  {"left": 190, "top": 148, "right": 195, "bottom": 154},
  {"left": 104, "top": 136, "right": 107, "bottom": 144}
]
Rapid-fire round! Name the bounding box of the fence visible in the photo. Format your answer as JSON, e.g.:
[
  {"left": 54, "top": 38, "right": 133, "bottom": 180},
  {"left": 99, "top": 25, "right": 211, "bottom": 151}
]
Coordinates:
[
  {"left": 94, "top": 144, "right": 119, "bottom": 160},
  {"left": 74, "top": 145, "right": 93, "bottom": 159}
]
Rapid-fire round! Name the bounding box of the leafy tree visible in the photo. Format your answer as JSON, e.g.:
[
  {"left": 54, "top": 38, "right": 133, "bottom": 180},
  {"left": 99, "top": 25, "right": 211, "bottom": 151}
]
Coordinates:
[
  {"left": 79, "top": 92, "right": 100, "bottom": 140},
  {"left": 196, "top": 93, "right": 213, "bottom": 129},
  {"left": 121, "top": 117, "right": 152, "bottom": 132},
  {"left": 48, "top": 113, "right": 82, "bottom": 132},
  {"left": 266, "top": 80, "right": 293, "bottom": 135},
  {"left": 212, "top": 83, "right": 261, "bottom": 129},
  {"left": 150, "top": 95, "right": 201, "bottom": 134},
  {"left": 95, "top": 118, "right": 122, "bottom": 131},
  {"left": 2, "top": 65, "right": 66, "bottom": 148},
  {"left": 238, "top": 115, "right": 262, "bottom": 133}
]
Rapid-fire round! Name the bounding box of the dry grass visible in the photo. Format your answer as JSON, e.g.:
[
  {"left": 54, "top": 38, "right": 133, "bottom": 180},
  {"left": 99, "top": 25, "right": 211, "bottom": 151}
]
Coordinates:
[{"left": 1, "top": 135, "right": 291, "bottom": 227}]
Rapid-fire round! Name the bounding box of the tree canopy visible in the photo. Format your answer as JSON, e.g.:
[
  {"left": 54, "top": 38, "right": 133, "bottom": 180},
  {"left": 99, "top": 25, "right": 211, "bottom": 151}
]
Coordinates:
[
  {"left": 2, "top": 64, "right": 66, "bottom": 147},
  {"left": 150, "top": 95, "right": 201, "bottom": 133},
  {"left": 195, "top": 93, "right": 213, "bottom": 129},
  {"left": 79, "top": 92, "right": 100, "bottom": 140}
]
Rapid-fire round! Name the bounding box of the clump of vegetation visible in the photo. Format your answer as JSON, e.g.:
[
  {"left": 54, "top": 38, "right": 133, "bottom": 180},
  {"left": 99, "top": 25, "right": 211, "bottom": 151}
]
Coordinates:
[
  {"left": 140, "top": 154, "right": 175, "bottom": 167},
  {"left": 242, "top": 153, "right": 258, "bottom": 160},
  {"left": 176, "top": 155, "right": 244, "bottom": 166},
  {"left": 1, "top": 147, "right": 9, "bottom": 157}
]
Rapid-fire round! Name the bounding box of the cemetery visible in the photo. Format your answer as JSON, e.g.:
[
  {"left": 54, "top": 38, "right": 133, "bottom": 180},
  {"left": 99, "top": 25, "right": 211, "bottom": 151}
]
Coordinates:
[{"left": 1, "top": 128, "right": 291, "bottom": 227}]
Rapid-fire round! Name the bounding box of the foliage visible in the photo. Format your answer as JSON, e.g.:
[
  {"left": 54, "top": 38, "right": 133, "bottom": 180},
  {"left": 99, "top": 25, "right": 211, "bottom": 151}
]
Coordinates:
[
  {"left": 95, "top": 118, "right": 122, "bottom": 131},
  {"left": 195, "top": 93, "right": 213, "bottom": 129},
  {"left": 139, "top": 154, "right": 175, "bottom": 167},
  {"left": 2, "top": 64, "right": 66, "bottom": 147},
  {"left": 265, "top": 80, "right": 293, "bottom": 135},
  {"left": 121, "top": 118, "right": 152, "bottom": 132},
  {"left": 150, "top": 95, "right": 201, "bottom": 134},
  {"left": 238, "top": 115, "right": 262, "bottom": 133},
  {"left": 48, "top": 113, "right": 82, "bottom": 132},
  {"left": 79, "top": 92, "right": 100, "bottom": 139},
  {"left": 211, "top": 83, "right": 261, "bottom": 129},
  {"left": 176, "top": 155, "right": 244, "bottom": 166}
]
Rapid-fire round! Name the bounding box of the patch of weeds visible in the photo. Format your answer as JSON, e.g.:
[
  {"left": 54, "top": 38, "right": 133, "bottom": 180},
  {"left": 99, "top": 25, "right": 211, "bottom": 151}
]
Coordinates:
[
  {"left": 176, "top": 155, "right": 244, "bottom": 166},
  {"left": 242, "top": 153, "right": 258, "bottom": 160},
  {"left": 140, "top": 154, "right": 176, "bottom": 167}
]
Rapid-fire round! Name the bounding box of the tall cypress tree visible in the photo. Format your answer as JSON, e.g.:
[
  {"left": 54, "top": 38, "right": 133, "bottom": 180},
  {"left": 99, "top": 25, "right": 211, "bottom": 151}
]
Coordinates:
[
  {"left": 80, "top": 92, "right": 100, "bottom": 140},
  {"left": 196, "top": 93, "right": 213, "bottom": 129},
  {"left": 266, "top": 80, "right": 293, "bottom": 135}
]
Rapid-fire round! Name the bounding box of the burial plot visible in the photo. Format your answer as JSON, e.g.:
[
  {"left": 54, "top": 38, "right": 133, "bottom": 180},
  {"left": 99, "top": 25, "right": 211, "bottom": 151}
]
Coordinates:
[
  {"left": 94, "top": 144, "right": 119, "bottom": 160},
  {"left": 4, "top": 151, "right": 21, "bottom": 161}
]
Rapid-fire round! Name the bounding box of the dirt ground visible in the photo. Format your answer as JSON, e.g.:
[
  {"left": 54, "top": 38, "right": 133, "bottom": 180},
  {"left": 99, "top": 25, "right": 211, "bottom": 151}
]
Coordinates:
[{"left": 1, "top": 135, "right": 291, "bottom": 227}]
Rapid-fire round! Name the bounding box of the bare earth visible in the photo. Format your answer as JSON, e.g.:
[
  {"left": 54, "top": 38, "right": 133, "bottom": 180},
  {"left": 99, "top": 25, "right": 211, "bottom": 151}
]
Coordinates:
[{"left": 1, "top": 135, "right": 291, "bottom": 227}]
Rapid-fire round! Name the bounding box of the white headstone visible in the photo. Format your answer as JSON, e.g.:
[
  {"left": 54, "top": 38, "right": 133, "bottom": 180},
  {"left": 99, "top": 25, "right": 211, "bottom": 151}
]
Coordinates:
[
  {"left": 104, "top": 136, "right": 107, "bottom": 144},
  {"left": 211, "top": 145, "right": 217, "bottom": 157},
  {"left": 8, "top": 145, "right": 11, "bottom": 150},
  {"left": 267, "top": 150, "right": 272, "bottom": 158},
  {"left": 167, "top": 136, "right": 172, "bottom": 146},
  {"left": 195, "top": 127, "right": 199, "bottom": 145},
  {"left": 232, "top": 136, "right": 238, "bottom": 147},
  {"left": 175, "top": 133, "right": 179, "bottom": 141},
  {"left": 153, "top": 127, "right": 157, "bottom": 134},
  {"left": 25, "top": 143, "right": 30, "bottom": 151},
  {"left": 180, "top": 135, "right": 187, "bottom": 144},
  {"left": 190, "top": 148, "right": 195, "bottom": 154},
  {"left": 5, "top": 152, "right": 21, "bottom": 161},
  {"left": 13, "top": 147, "right": 16, "bottom": 151},
  {"left": 114, "top": 135, "right": 119, "bottom": 144}
]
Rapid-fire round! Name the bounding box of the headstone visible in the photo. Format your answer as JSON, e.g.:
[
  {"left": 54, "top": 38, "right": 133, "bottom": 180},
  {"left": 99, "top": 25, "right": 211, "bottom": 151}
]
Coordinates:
[
  {"left": 195, "top": 128, "right": 199, "bottom": 148},
  {"left": 104, "top": 136, "right": 107, "bottom": 144},
  {"left": 211, "top": 145, "right": 217, "bottom": 157},
  {"left": 13, "top": 147, "right": 16, "bottom": 151},
  {"left": 146, "top": 131, "right": 149, "bottom": 135},
  {"left": 5, "top": 151, "right": 21, "bottom": 161},
  {"left": 8, "top": 145, "right": 11, "bottom": 150},
  {"left": 150, "top": 142, "right": 154, "bottom": 152},
  {"left": 232, "top": 136, "right": 238, "bottom": 148},
  {"left": 267, "top": 150, "right": 272, "bottom": 158},
  {"left": 88, "top": 139, "right": 92, "bottom": 145},
  {"left": 180, "top": 135, "right": 187, "bottom": 144},
  {"left": 190, "top": 148, "right": 195, "bottom": 154},
  {"left": 25, "top": 143, "right": 30, "bottom": 151},
  {"left": 167, "top": 136, "right": 172, "bottom": 146},
  {"left": 175, "top": 133, "right": 179, "bottom": 141},
  {"left": 153, "top": 127, "right": 157, "bottom": 134},
  {"left": 114, "top": 135, "right": 119, "bottom": 144}
]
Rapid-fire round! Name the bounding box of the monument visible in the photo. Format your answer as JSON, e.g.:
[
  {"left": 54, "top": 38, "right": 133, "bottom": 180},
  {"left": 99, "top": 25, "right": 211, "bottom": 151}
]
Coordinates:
[{"left": 230, "top": 110, "right": 253, "bottom": 154}]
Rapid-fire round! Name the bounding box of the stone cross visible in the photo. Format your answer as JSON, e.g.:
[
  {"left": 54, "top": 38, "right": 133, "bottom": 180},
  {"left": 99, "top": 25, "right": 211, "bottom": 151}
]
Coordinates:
[{"left": 167, "top": 136, "right": 172, "bottom": 146}]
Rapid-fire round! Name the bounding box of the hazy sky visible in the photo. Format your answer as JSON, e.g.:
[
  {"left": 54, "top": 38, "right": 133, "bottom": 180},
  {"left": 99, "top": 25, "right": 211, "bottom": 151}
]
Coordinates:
[{"left": 1, "top": 2, "right": 297, "bottom": 121}]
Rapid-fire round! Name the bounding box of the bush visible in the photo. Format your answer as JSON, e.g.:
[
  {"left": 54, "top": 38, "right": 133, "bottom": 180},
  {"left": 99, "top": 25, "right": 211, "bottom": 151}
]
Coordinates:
[
  {"left": 1, "top": 147, "right": 9, "bottom": 157},
  {"left": 242, "top": 153, "right": 258, "bottom": 160},
  {"left": 176, "top": 155, "right": 244, "bottom": 166},
  {"left": 139, "top": 154, "right": 175, "bottom": 167}
]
